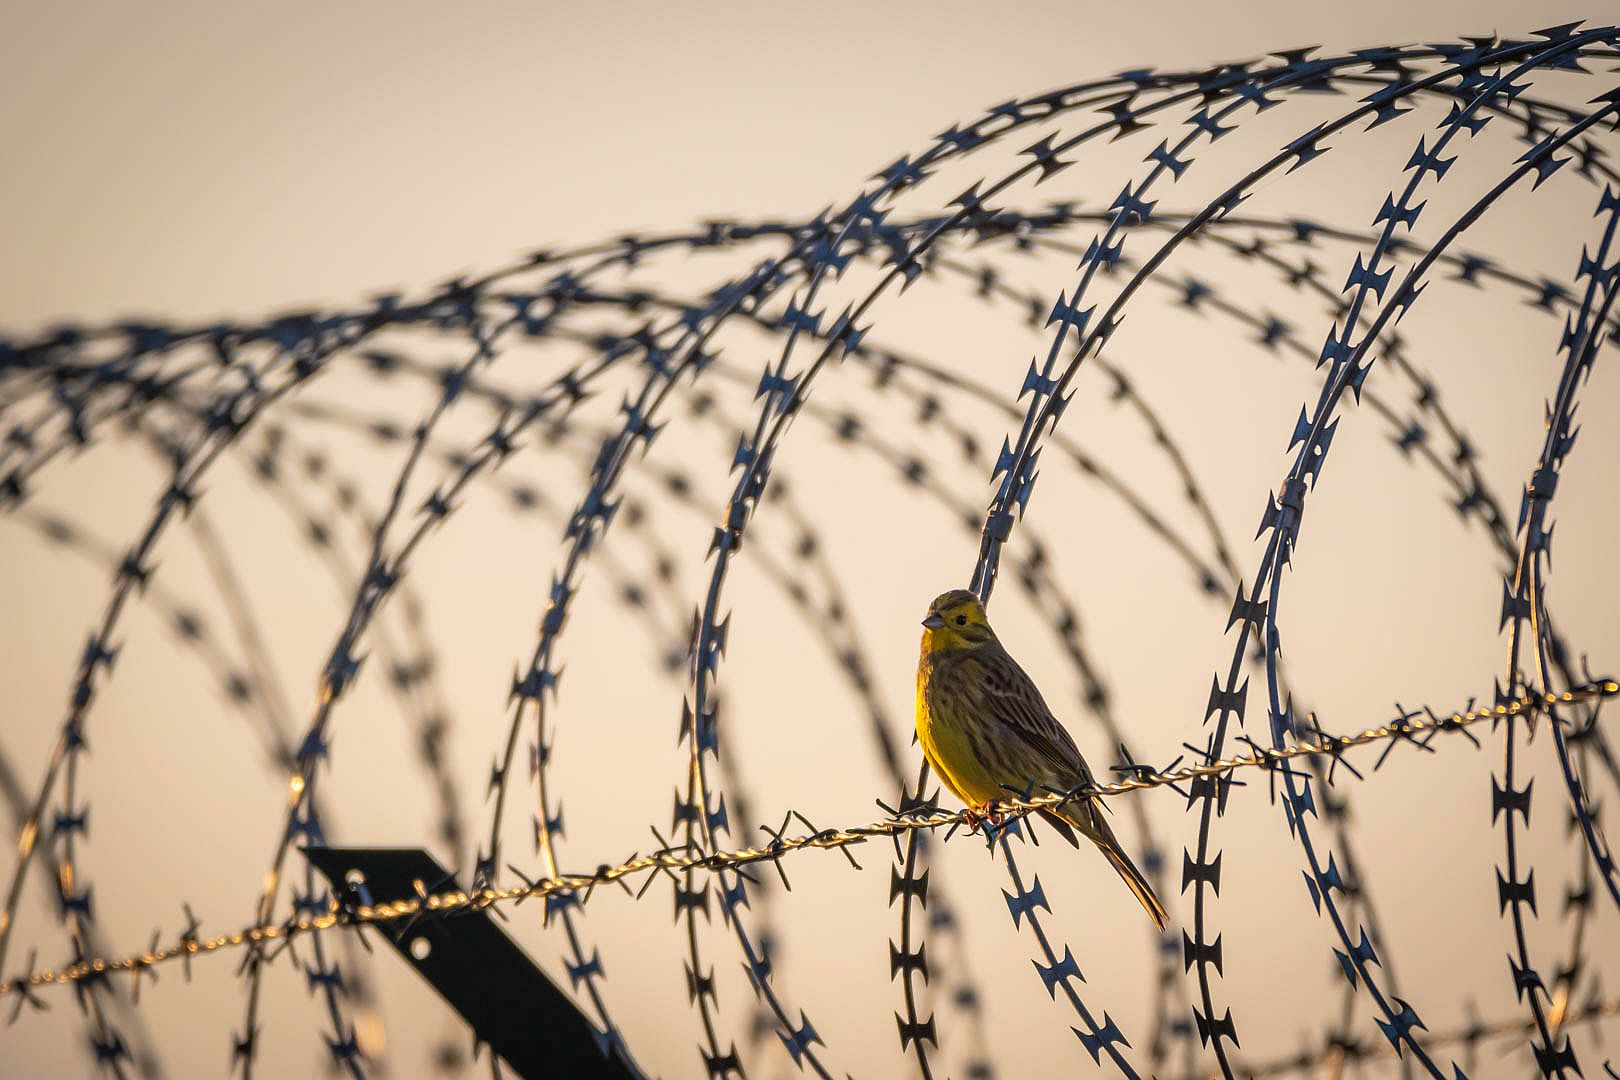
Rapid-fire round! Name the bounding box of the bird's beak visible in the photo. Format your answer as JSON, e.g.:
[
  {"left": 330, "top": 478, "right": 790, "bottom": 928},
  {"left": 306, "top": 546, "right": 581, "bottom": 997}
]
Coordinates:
[{"left": 921, "top": 612, "right": 945, "bottom": 629}]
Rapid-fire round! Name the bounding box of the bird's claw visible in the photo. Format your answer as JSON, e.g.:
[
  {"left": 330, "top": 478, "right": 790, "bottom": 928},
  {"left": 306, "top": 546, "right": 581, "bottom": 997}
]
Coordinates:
[{"left": 962, "top": 804, "right": 1005, "bottom": 833}]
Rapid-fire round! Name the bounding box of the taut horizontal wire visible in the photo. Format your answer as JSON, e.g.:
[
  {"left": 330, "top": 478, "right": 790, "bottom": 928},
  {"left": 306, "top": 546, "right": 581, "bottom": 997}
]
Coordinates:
[{"left": 2, "top": 677, "right": 1613, "bottom": 1002}]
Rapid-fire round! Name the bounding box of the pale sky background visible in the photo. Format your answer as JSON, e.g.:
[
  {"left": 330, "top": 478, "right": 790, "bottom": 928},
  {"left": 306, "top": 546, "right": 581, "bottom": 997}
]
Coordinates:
[{"left": 2, "top": 3, "right": 1618, "bottom": 1078}]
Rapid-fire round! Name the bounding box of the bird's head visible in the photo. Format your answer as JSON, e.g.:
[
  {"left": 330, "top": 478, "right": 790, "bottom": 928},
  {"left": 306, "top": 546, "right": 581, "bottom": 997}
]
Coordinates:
[{"left": 921, "top": 588, "right": 996, "bottom": 653}]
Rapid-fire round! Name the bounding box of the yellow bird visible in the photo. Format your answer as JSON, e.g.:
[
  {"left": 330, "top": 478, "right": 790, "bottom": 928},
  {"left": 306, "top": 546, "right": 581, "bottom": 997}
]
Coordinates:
[{"left": 916, "top": 588, "right": 1169, "bottom": 931}]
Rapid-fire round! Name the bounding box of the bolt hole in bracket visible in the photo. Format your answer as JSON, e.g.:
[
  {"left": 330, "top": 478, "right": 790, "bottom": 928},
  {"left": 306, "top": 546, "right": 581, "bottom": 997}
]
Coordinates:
[{"left": 304, "top": 846, "right": 643, "bottom": 1080}]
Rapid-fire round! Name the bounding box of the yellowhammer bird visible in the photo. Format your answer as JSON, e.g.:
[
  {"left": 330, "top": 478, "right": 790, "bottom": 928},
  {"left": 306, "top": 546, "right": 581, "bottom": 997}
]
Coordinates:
[{"left": 916, "top": 588, "right": 1169, "bottom": 931}]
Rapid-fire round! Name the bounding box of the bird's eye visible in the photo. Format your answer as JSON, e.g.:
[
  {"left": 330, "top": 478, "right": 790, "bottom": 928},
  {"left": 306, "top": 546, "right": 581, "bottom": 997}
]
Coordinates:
[{"left": 954, "top": 615, "right": 967, "bottom": 626}]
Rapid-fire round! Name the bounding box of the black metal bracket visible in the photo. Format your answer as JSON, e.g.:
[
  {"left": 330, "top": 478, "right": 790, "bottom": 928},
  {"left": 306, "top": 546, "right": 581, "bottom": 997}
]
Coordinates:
[{"left": 304, "top": 846, "right": 642, "bottom": 1080}]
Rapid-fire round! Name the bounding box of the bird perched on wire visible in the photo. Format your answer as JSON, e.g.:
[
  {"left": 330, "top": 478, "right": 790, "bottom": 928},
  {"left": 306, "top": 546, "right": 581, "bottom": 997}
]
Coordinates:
[{"left": 916, "top": 588, "right": 1168, "bottom": 930}]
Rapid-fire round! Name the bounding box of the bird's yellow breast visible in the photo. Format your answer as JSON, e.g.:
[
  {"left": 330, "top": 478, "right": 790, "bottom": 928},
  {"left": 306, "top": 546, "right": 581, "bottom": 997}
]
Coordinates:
[{"left": 916, "top": 651, "right": 1007, "bottom": 808}]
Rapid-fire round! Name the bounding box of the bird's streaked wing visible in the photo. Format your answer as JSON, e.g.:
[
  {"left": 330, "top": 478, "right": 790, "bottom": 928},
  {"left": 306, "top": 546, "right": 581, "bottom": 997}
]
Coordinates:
[{"left": 974, "top": 645, "right": 1095, "bottom": 786}]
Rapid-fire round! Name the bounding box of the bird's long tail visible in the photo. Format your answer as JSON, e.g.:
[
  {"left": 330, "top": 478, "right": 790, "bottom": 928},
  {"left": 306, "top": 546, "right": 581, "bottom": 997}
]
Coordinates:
[{"left": 1099, "top": 841, "right": 1169, "bottom": 932}]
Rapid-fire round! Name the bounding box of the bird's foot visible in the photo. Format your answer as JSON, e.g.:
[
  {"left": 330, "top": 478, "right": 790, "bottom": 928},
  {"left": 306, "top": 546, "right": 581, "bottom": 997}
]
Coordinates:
[{"left": 962, "top": 804, "right": 1005, "bottom": 833}]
